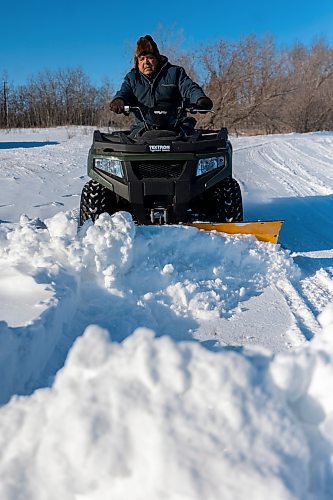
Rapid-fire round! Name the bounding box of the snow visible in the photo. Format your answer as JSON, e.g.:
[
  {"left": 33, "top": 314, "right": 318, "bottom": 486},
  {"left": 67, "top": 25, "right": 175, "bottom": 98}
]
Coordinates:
[{"left": 0, "top": 126, "right": 333, "bottom": 499}]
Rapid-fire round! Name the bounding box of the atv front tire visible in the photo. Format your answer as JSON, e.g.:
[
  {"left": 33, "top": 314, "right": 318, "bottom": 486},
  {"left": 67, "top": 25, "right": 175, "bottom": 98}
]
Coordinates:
[
  {"left": 195, "top": 176, "right": 243, "bottom": 223},
  {"left": 212, "top": 176, "right": 243, "bottom": 222},
  {"left": 79, "top": 180, "right": 117, "bottom": 225}
]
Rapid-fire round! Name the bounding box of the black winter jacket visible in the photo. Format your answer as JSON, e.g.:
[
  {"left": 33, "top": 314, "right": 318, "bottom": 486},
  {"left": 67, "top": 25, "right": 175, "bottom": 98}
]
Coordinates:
[{"left": 112, "top": 56, "right": 207, "bottom": 133}]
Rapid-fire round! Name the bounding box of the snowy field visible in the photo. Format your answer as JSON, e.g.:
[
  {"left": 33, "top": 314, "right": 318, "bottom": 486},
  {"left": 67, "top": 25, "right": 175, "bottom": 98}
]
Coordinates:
[{"left": 0, "top": 126, "right": 333, "bottom": 499}]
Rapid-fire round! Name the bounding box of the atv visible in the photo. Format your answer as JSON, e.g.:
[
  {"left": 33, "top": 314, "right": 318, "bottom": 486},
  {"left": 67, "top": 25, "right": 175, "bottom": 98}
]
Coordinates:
[{"left": 79, "top": 105, "right": 283, "bottom": 243}]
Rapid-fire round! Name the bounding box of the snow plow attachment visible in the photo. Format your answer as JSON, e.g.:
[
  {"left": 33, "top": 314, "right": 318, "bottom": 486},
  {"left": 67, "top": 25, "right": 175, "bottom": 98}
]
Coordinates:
[{"left": 189, "top": 220, "right": 284, "bottom": 244}]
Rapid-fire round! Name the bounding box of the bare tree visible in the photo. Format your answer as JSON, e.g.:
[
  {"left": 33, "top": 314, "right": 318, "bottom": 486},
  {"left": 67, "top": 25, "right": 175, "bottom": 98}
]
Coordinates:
[
  {"left": 1, "top": 35, "right": 333, "bottom": 133},
  {"left": 281, "top": 40, "right": 333, "bottom": 132},
  {"left": 152, "top": 24, "right": 198, "bottom": 80},
  {"left": 0, "top": 72, "right": 10, "bottom": 128},
  {"left": 198, "top": 35, "right": 294, "bottom": 133},
  {"left": 5, "top": 68, "right": 112, "bottom": 128}
]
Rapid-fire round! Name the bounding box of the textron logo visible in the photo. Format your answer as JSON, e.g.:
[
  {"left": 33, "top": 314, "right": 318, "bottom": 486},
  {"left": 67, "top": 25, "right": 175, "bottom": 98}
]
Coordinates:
[{"left": 149, "top": 144, "right": 171, "bottom": 152}]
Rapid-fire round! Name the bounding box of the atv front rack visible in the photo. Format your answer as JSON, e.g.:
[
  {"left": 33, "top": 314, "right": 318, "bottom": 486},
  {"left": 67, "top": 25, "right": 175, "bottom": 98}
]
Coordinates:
[{"left": 93, "top": 129, "right": 228, "bottom": 154}]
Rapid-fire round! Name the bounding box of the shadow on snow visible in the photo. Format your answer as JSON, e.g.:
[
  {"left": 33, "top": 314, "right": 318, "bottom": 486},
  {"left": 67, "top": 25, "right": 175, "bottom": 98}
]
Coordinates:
[
  {"left": 244, "top": 193, "right": 333, "bottom": 253},
  {"left": 4, "top": 193, "right": 333, "bottom": 403},
  {"left": 0, "top": 141, "right": 59, "bottom": 149}
]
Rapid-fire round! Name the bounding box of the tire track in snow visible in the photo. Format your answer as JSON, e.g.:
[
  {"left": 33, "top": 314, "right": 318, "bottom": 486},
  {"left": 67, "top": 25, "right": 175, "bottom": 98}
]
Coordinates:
[
  {"left": 235, "top": 135, "right": 333, "bottom": 199},
  {"left": 275, "top": 258, "right": 333, "bottom": 341},
  {"left": 1, "top": 129, "right": 332, "bottom": 406},
  {"left": 282, "top": 141, "right": 333, "bottom": 194},
  {"left": 275, "top": 279, "right": 322, "bottom": 341},
  {"left": 235, "top": 135, "right": 333, "bottom": 339},
  {"left": 248, "top": 142, "right": 330, "bottom": 196},
  {"left": 300, "top": 268, "right": 333, "bottom": 317},
  {"left": 284, "top": 139, "right": 333, "bottom": 170},
  {"left": 293, "top": 251, "right": 333, "bottom": 318}
]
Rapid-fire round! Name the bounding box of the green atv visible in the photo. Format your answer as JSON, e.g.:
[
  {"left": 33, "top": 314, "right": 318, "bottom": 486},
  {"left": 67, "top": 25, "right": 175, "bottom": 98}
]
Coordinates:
[{"left": 79, "top": 105, "right": 243, "bottom": 226}]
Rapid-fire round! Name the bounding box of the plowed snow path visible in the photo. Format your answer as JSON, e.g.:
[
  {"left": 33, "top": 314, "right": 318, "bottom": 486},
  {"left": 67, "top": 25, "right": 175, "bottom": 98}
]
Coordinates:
[
  {"left": 1, "top": 127, "right": 333, "bottom": 500},
  {"left": 0, "top": 128, "right": 333, "bottom": 403},
  {"left": 233, "top": 132, "right": 333, "bottom": 344}
]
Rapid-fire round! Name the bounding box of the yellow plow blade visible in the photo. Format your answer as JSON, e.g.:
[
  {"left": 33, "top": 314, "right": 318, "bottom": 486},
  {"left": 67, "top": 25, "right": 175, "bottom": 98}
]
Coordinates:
[{"left": 189, "top": 220, "right": 284, "bottom": 244}]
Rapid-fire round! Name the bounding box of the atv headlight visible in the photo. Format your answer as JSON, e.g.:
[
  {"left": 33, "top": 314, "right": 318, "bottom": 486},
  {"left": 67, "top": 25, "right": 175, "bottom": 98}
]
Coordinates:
[
  {"left": 94, "top": 157, "right": 124, "bottom": 178},
  {"left": 196, "top": 156, "right": 225, "bottom": 176}
]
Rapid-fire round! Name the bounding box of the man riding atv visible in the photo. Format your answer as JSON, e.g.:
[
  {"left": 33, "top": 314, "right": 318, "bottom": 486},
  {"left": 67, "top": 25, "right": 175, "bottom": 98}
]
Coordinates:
[
  {"left": 79, "top": 34, "right": 284, "bottom": 242},
  {"left": 109, "top": 35, "right": 213, "bottom": 138}
]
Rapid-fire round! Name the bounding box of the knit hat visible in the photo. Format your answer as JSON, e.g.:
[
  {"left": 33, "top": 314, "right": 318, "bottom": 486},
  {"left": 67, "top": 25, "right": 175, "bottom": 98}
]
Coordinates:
[{"left": 134, "top": 35, "right": 160, "bottom": 67}]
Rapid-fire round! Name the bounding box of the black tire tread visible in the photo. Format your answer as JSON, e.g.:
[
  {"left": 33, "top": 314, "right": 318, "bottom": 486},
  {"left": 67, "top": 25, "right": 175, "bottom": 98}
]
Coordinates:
[
  {"left": 79, "top": 180, "right": 117, "bottom": 225},
  {"left": 213, "top": 176, "right": 243, "bottom": 222},
  {"left": 193, "top": 176, "right": 243, "bottom": 223}
]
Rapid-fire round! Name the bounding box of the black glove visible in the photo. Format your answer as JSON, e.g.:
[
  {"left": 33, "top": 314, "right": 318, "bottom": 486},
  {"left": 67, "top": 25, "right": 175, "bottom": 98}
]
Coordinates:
[
  {"left": 196, "top": 96, "right": 213, "bottom": 110},
  {"left": 110, "top": 98, "right": 125, "bottom": 114}
]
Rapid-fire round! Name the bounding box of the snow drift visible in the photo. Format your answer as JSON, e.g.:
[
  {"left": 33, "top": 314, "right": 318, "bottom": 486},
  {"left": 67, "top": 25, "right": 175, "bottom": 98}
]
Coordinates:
[
  {"left": 0, "top": 210, "right": 298, "bottom": 404},
  {"left": 1, "top": 127, "right": 333, "bottom": 499},
  {"left": 0, "top": 211, "right": 332, "bottom": 499}
]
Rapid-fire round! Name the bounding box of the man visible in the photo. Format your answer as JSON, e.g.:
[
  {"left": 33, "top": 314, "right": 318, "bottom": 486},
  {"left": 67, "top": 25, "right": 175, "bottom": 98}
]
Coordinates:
[{"left": 110, "top": 35, "right": 213, "bottom": 137}]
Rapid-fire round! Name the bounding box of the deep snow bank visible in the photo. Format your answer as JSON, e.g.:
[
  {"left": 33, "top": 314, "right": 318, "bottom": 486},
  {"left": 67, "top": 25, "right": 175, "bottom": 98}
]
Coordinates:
[
  {"left": 0, "top": 215, "right": 79, "bottom": 403},
  {"left": 0, "top": 327, "right": 309, "bottom": 500},
  {"left": 0, "top": 212, "right": 333, "bottom": 498},
  {"left": 1, "top": 310, "right": 333, "bottom": 500},
  {"left": 0, "top": 211, "right": 299, "bottom": 403},
  {"left": 270, "top": 305, "right": 333, "bottom": 498},
  {"left": 1, "top": 126, "right": 333, "bottom": 499}
]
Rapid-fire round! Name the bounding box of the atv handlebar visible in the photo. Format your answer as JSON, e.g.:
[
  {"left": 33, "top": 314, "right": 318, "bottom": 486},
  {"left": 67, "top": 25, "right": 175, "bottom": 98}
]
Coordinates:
[
  {"left": 124, "top": 105, "right": 142, "bottom": 116},
  {"left": 123, "top": 105, "right": 213, "bottom": 115},
  {"left": 121, "top": 105, "right": 213, "bottom": 132},
  {"left": 123, "top": 106, "right": 147, "bottom": 128}
]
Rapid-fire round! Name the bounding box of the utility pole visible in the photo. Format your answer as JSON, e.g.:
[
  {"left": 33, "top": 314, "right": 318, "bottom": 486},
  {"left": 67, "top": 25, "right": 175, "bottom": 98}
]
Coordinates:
[{"left": 3, "top": 80, "right": 9, "bottom": 128}]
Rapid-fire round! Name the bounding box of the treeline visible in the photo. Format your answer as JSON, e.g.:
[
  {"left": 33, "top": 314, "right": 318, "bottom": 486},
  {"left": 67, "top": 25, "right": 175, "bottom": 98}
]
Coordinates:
[
  {"left": 197, "top": 36, "right": 333, "bottom": 134},
  {"left": 0, "top": 68, "right": 113, "bottom": 129},
  {"left": 1, "top": 35, "right": 333, "bottom": 134}
]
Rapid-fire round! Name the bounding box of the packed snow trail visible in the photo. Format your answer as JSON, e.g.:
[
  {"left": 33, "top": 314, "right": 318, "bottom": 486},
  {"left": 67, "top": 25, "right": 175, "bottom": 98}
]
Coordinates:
[
  {"left": 0, "top": 127, "right": 332, "bottom": 397},
  {"left": 234, "top": 132, "right": 333, "bottom": 341},
  {"left": 0, "top": 210, "right": 300, "bottom": 403},
  {"left": 0, "top": 127, "right": 333, "bottom": 499}
]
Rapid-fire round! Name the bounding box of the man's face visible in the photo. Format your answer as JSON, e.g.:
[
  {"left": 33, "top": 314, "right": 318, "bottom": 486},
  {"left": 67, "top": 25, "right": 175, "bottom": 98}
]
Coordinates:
[{"left": 138, "top": 53, "right": 158, "bottom": 77}]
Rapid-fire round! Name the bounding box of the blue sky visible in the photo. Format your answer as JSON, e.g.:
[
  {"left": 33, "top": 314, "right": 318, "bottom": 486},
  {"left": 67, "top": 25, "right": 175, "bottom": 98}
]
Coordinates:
[{"left": 1, "top": 0, "right": 333, "bottom": 90}]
